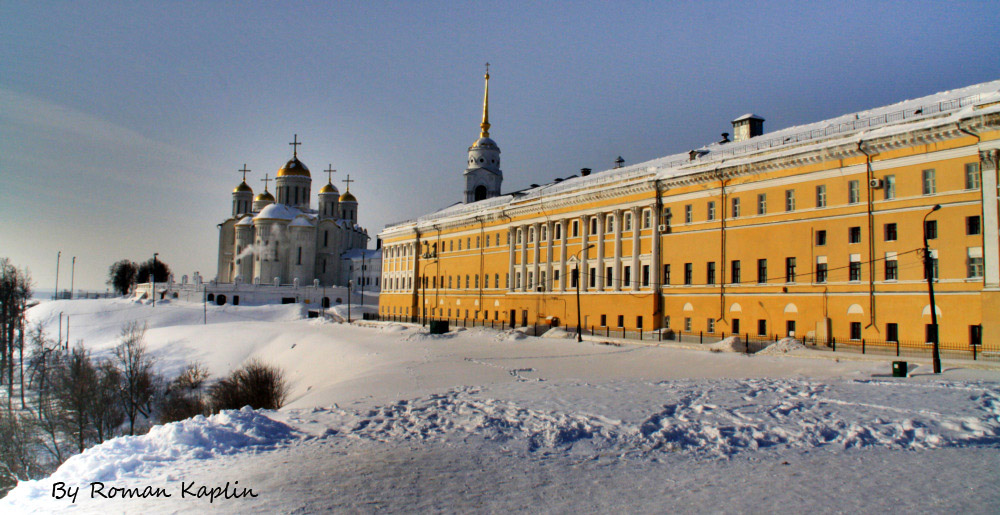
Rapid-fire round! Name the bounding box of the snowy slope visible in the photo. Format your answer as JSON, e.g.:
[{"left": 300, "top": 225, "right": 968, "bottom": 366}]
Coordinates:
[{"left": 4, "top": 298, "right": 999, "bottom": 513}]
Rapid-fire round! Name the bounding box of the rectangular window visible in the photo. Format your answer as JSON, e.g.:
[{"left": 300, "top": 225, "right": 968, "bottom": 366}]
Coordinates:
[
  {"left": 922, "top": 169, "right": 936, "bottom": 195},
  {"left": 663, "top": 264, "right": 671, "bottom": 285},
  {"left": 324, "top": 231, "right": 329, "bottom": 246},
  {"left": 624, "top": 213, "right": 632, "bottom": 231},
  {"left": 849, "top": 226, "right": 861, "bottom": 244},
  {"left": 572, "top": 221, "right": 579, "bottom": 237},
  {"left": 643, "top": 209, "right": 651, "bottom": 229},
  {"left": 685, "top": 317, "right": 692, "bottom": 331},
  {"left": 815, "top": 185, "right": 827, "bottom": 208},
  {"left": 967, "top": 216, "right": 981, "bottom": 236},
  {"left": 757, "top": 319, "right": 767, "bottom": 337},
  {"left": 886, "top": 323, "right": 899, "bottom": 343},
  {"left": 706, "top": 261, "right": 716, "bottom": 285},
  {"left": 816, "top": 230, "right": 827, "bottom": 246},
  {"left": 623, "top": 265, "right": 631, "bottom": 286},
  {"left": 684, "top": 263, "right": 693, "bottom": 285},
  {"left": 785, "top": 257, "right": 796, "bottom": 283},
  {"left": 731, "top": 260, "right": 741, "bottom": 284},
  {"left": 571, "top": 268, "right": 578, "bottom": 288},
  {"left": 965, "top": 162, "right": 981, "bottom": 190},
  {"left": 925, "top": 220, "right": 937, "bottom": 240},
  {"left": 816, "top": 257, "right": 828, "bottom": 283},
  {"left": 642, "top": 264, "right": 650, "bottom": 286},
  {"left": 606, "top": 266, "right": 613, "bottom": 287},
  {"left": 589, "top": 267, "right": 596, "bottom": 288},
  {"left": 925, "top": 251, "right": 939, "bottom": 281},
  {"left": 850, "top": 255, "right": 862, "bottom": 281},
  {"left": 757, "top": 193, "right": 767, "bottom": 215},
  {"left": 785, "top": 189, "right": 795, "bottom": 211},
  {"left": 600, "top": 314, "right": 607, "bottom": 327},
  {"left": 848, "top": 180, "right": 860, "bottom": 204},
  {"left": 884, "top": 223, "right": 897, "bottom": 242},
  {"left": 731, "top": 197, "right": 740, "bottom": 218},
  {"left": 617, "top": 315, "right": 624, "bottom": 328},
  {"left": 757, "top": 259, "right": 767, "bottom": 284},
  {"left": 685, "top": 204, "right": 693, "bottom": 224},
  {"left": 707, "top": 318, "right": 715, "bottom": 333},
  {"left": 884, "top": 175, "right": 896, "bottom": 200},
  {"left": 850, "top": 322, "right": 862, "bottom": 341},
  {"left": 968, "top": 247, "right": 984, "bottom": 278},
  {"left": 707, "top": 201, "right": 716, "bottom": 221},
  {"left": 885, "top": 253, "right": 898, "bottom": 281}
]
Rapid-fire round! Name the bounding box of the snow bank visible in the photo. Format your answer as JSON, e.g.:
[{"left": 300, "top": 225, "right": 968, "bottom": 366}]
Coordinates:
[
  {"left": 758, "top": 338, "right": 806, "bottom": 356},
  {"left": 705, "top": 335, "right": 744, "bottom": 353},
  {"left": 4, "top": 407, "right": 298, "bottom": 504},
  {"left": 540, "top": 327, "right": 574, "bottom": 339}
]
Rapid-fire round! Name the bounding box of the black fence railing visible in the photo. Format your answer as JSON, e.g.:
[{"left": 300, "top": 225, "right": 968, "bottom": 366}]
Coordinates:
[{"left": 360, "top": 314, "right": 997, "bottom": 362}]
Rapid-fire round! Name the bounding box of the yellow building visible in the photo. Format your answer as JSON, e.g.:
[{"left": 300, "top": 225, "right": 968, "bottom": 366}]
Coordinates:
[{"left": 379, "top": 75, "right": 1000, "bottom": 349}]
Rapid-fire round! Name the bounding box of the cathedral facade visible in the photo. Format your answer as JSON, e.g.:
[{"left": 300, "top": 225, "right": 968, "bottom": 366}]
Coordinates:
[{"left": 216, "top": 140, "right": 370, "bottom": 287}]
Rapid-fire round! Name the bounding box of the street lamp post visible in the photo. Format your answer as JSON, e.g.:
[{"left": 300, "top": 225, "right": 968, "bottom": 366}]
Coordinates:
[
  {"left": 574, "top": 244, "right": 595, "bottom": 343},
  {"left": 347, "top": 280, "right": 353, "bottom": 323},
  {"left": 54, "top": 251, "right": 61, "bottom": 300},
  {"left": 152, "top": 252, "right": 159, "bottom": 307},
  {"left": 70, "top": 256, "right": 76, "bottom": 300},
  {"left": 923, "top": 204, "right": 942, "bottom": 374},
  {"left": 420, "top": 255, "right": 438, "bottom": 327}
]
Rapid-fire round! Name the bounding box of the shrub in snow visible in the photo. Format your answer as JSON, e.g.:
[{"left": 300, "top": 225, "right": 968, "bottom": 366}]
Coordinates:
[
  {"left": 160, "top": 363, "right": 210, "bottom": 423},
  {"left": 209, "top": 359, "right": 289, "bottom": 412}
]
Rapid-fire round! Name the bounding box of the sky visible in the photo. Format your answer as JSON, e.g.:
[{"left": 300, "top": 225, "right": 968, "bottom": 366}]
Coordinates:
[{"left": 2, "top": 0, "right": 998, "bottom": 291}]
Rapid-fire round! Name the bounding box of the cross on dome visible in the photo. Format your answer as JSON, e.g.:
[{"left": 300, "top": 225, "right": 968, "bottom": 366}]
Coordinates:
[
  {"left": 342, "top": 174, "right": 354, "bottom": 191},
  {"left": 239, "top": 164, "right": 251, "bottom": 182},
  {"left": 324, "top": 164, "right": 337, "bottom": 184},
  {"left": 289, "top": 134, "right": 302, "bottom": 157},
  {"left": 260, "top": 173, "right": 272, "bottom": 191}
]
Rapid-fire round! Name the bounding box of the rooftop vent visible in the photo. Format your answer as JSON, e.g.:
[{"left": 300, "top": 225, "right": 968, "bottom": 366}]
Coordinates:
[
  {"left": 720, "top": 132, "right": 730, "bottom": 144},
  {"left": 580, "top": 168, "right": 591, "bottom": 177},
  {"left": 530, "top": 183, "right": 539, "bottom": 188},
  {"left": 731, "top": 114, "right": 764, "bottom": 142},
  {"left": 614, "top": 156, "right": 625, "bottom": 169},
  {"left": 554, "top": 178, "right": 563, "bottom": 183}
]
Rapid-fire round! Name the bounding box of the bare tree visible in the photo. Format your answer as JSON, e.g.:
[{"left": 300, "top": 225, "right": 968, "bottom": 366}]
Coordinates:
[
  {"left": 55, "top": 344, "right": 98, "bottom": 453},
  {"left": 0, "top": 407, "right": 42, "bottom": 496},
  {"left": 114, "top": 322, "right": 157, "bottom": 435},
  {"left": 92, "top": 360, "right": 124, "bottom": 442}
]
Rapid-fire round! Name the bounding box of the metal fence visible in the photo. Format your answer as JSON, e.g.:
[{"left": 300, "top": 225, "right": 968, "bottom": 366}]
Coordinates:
[{"left": 361, "top": 314, "right": 997, "bottom": 362}]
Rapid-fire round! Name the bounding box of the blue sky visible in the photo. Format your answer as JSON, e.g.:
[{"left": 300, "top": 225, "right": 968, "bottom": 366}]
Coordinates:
[{"left": 2, "top": 0, "right": 998, "bottom": 290}]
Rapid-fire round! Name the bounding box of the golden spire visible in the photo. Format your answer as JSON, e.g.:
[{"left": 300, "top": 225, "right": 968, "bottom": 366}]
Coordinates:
[{"left": 480, "top": 62, "right": 491, "bottom": 138}]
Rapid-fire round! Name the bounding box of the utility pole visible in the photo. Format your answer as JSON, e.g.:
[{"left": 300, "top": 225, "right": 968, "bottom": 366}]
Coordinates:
[
  {"left": 152, "top": 252, "right": 159, "bottom": 307},
  {"left": 70, "top": 256, "right": 76, "bottom": 300},
  {"left": 923, "top": 204, "right": 942, "bottom": 374},
  {"left": 54, "top": 251, "right": 61, "bottom": 300}
]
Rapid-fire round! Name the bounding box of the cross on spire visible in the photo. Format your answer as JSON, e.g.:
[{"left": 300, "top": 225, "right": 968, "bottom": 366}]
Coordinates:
[
  {"left": 324, "top": 164, "right": 337, "bottom": 184},
  {"left": 480, "top": 64, "right": 491, "bottom": 138},
  {"left": 342, "top": 174, "right": 354, "bottom": 191},
  {"left": 485, "top": 62, "right": 490, "bottom": 76},
  {"left": 238, "top": 164, "right": 251, "bottom": 182},
  {"left": 289, "top": 134, "right": 302, "bottom": 157},
  {"left": 260, "top": 173, "right": 272, "bottom": 191}
]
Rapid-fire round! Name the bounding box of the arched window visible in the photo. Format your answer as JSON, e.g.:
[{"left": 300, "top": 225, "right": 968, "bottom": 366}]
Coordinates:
[{"left": 474, "top": 185, "right": 488, "bottom": 201}]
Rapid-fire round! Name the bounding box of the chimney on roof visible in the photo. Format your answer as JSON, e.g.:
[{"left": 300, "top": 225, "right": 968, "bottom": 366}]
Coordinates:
[
  {"left": 580, "top": 168, "right": 591, "bottom": 177},
  {"left": 614, "top": 156, "right": 625, "bottom": 169},
  {"left": 720, "top": 132, "right": 730, "bottom": 144},
  {"left": 688, "top": 150, "right": 699, "bottom": 162},
  {"left": 731, "top": 114, "right": 765, "bottom": 142}
]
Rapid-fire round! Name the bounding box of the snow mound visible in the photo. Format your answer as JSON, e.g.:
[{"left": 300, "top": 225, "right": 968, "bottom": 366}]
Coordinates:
[
  {"left": 4, "top": 408, "right": 298, "bottom": 503},
  {"left": 495, "top": 328, "right": 530, "bottom": 341},
  {"left": 705, "top": 336, "right": 744, "bottom": 353},
  {"left": 540, "top": 327, "right": 574, "bottom": 339},
  {"left": 758, "top": 338, "right": 806, "bottom": 356}
]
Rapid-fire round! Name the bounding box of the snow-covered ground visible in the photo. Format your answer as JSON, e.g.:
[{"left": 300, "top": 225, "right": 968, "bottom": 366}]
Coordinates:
[{"left": 4, "top": 298, "right": 999, "bottom": 513}]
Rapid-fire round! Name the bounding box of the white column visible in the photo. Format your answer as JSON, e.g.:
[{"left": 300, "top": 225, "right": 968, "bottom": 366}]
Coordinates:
[
  {"left": 981, "top": 150, "right": 999, "bottom": 289},
  {"left": 631, "top": 207, "right": 641, "bottom": 289},
  {"left": 508, "top": 227, "right": 516, "bottom": 291},
  {"left": 650, "top": 203, "right": 661, "bottom": 290},
  {"left": 580, "top": 215, "right": 590, "bottom": 290},
  {"left": 545, "top": 221, "right": 554, "bottom": 292},
  {"left": 613, "top": 209, "right": 623, "bottom": 291},
  {"left": 519, "top": 226, "right": 528, "bottom": 292},
  {"left": 532, "top": 223, "right": 541, "bottom": 292},
  {"left": 559, "top": 220, "right": 568, "bottom": 292},
  {"left": 596, "top": 212, "right": 606, "bottom": 291}
]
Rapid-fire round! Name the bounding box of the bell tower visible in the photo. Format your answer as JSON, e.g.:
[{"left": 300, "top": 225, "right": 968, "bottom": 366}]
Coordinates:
[{"left": 464, "top": 64, "right": 502, "bottom": 203}]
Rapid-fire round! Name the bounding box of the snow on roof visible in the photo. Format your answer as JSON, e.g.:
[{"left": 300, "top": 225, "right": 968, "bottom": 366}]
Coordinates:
[
  {"left": 341, "top": 248, "right": 381, "bottom": 260},
  {"left": 384, "top": 79, "right": 1000, "bottom": 233},
  {"left": 289, "top": 216, "right": 314, "bottom": 228},
  {"left": 255, "top": 203, "right": 301, "bottom": 221},
  {"left": 235, "top": 216, "right": 254, "bottom": 226},
  {"left": 732, "top": 113, "right": 764, "bottom": 122}
]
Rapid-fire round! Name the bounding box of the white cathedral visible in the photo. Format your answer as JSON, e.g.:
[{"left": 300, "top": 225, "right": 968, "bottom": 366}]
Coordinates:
[{"left": 216, "top": 138, "right": 371, "bottom": 287}]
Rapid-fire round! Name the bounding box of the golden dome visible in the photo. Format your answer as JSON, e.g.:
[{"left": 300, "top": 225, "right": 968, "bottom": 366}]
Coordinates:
[
  {"left": 233, "top": 181, "right": 253, "bottom": 193},
  {"left": 254, "top": 190, "right": 274, "bottom": 202},
  {"left": 319, "top": 182, "right": 339, "bottom": 194},
  {"left": 339, "top": 190, "right": 357, "bottom": 202},
  {"left": 277, "top": 157, "right": 310, "bottom": 177}
]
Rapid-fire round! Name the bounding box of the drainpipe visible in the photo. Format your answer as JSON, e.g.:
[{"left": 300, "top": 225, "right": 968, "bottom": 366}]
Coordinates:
[{"left": 857, "top": 140, "right": 877, "bottom": 331}]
